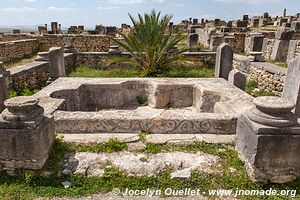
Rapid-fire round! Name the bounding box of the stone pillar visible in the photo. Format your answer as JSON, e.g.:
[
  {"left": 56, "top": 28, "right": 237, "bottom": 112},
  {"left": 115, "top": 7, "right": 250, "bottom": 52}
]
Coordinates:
[
  {"left": 287, "top": 40, "right": 298, "bottom": 62},
  {"left": 291, "top": 21, "right": 300, "bottom": 33},
  {"left": 215, "top": 43, "right": 233, "bottom": 80},
  {"left": 0, "top": 96, "right": 55, "bottom": 171},
  {"left": 228, "top": 69, "right": 246, "bottom": 91},
  {"left": 187, "top": 34, "right": 199, "bottom": 47},
  {"left": 0, "top": 62, "right": 10, "bottom": 90},
  {"left": 236, "top": 96, "right": 300, "bottom": 183},
  {"left": 51, "top": 22, "right": 58, "bottom": 34},
  {"left": 283, "top": 56, "right": 300, "bottom": 117},
  {"left": 271, "top": 27, "right": 295, "bottom": 62},
  {"left": 209, "top": 35, "right": 224, "bottom": 51},
  {"left": 249, "top": 35, "right": 264, "bottom": 52},
  {"left": 63, "top": 37, "right": 77, "bottom": 53},
  {"left": 0, "top": 75, "right": 7, "bottom": 113},
  {"left": 48, "top": 47, "right": 66, "bottom": 84}
]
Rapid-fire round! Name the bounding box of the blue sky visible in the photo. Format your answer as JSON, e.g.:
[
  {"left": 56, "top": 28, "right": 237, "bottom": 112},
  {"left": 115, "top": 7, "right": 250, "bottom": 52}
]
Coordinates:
[{"left": 0, "top": 0, "right": 298, "bottom": 27}]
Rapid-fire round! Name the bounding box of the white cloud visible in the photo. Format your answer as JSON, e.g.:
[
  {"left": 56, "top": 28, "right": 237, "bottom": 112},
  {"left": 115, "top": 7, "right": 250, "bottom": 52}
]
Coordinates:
[
  {"left": 47, "top": 7, "right": 78, "bottom": 11},
  {"left": 21, "top": 0, "right": 36, "bottom": 2},
  {"left": 213, "top": 0, "right": 281, "bottom": 4},
  {"left": 98, "top": 6, "right": 121, "bottom": 10},
  {"left": 107, "top": 0, "right": 165, "bottom": 4},
  {"left": 0, "top": 7, "right": 37, "bottom": 12}
]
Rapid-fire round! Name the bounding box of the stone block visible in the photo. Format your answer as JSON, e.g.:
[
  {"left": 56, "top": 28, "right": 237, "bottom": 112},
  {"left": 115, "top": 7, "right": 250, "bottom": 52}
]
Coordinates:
[
  {"left": 228, "top": 69, "right": 246, "bottom": 91},
  {"left": 275, "top": 27, "right": 295, "bottom": 40},
  {"left": 187, "top": 34, "right": 199, "bottom": 47},
  {"left": 291, "top": 21, "right": 300, "bottom": 33},
  {"left": 0, "top": 96, "right": 55, "bottom": 170},
  {"left": 283, "top": 56, "right": 300, "bottom": 117},
  {"left": 236, "top": 96, "right": 300, "bottom": 183},
  {"left": 209, "top": 35, "right": 223, "bottom": 51},
  {"left": 270, "top": 40, "right": 290, "bottom": 62},
  {"left": 249, "top": 35, "right": 264, "bottom": 52},
  {"left": 215, "top": 43, "right": 233, "bottom": 80},
  {"left": 287, "top": 40, "right": 298, "bottom": 62},
  {"left": 48, "top": 47, "right": 65, "bottom": 83},
  {"left": 0, "top": 75, "right": 7, "bottom": 113}
]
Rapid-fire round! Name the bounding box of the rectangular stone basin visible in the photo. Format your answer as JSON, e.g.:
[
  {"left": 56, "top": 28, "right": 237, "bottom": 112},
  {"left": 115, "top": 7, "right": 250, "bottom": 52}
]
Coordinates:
[{"left": 35, "top": 78, "right": 253, "bottom": 134}]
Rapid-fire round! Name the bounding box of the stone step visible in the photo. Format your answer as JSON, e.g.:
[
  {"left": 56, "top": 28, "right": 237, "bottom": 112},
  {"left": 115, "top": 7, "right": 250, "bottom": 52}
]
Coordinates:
[
  {"left": 54, "top": 108, "right": 237, "bottom": 135},
  {"left": 57, "top": 133, "right": 235, "bottom": 145}
]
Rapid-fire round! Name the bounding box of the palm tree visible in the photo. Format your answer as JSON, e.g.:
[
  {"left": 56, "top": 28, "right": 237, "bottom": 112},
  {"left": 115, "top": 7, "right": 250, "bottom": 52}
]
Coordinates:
[{"left": 113, "top": 10, "right": 186, "bottom": 77}]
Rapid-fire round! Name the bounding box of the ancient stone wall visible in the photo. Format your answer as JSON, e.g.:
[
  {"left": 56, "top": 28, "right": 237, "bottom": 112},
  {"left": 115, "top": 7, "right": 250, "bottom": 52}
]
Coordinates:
[
  {"left": 77, "top": 52, "right": 217, "bottom": 69},
  {"left": 0, "top": 39, "right": 40, "bottom": 62},
  {"left": 8, "top": 53, "right": 76, "bottom": 92},
  {"left": 39, "top": 35, "right": 111, "bottom": 52},
  {"left": 196, "top": 28, "right": 215, "bottom": 48},
  {"left": 0, "top": 34, "right": 111, "bottom": 63},
  {"left": 233, "top": 56, "right": 285, "bottom": 96},
  {"left": 0, "top": 34, "right": 36, "bottom": 42},
  {"left": 262, "top": 39, "right": 275, "bottom": 60}
]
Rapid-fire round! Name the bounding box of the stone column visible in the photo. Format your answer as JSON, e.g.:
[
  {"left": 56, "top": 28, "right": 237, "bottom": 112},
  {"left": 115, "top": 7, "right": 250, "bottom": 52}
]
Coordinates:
[
  {"left": 236, "top": 96, "right": 300, "bottom": 183},
  {"left": 0, "top": 96, "right": 55, "bottom": 171},
  {"left": 0, "top": 75, "right": 7, "bottom": 113},
  {"left": 187, "top": 33, "right": 199, "bottom": 47},
  {"left": 48, "top": 47, "right": 66, "bottom": 84},
  {"left": 271, "top": 27, "right": 295, "bottom": 62},
  {"left": 283, "top": 56, "right": 300, "bottom": 117},
  {"left": 215, "top": 43, "right": 233, "bottom": 80},
  {"left": 0, "top": 62, "right": 10, "bottom": 87},
  {"left": 249, "top": 35, "right": 264, "bottom": 52},
  {"left": 63, "top": 37, "right": 77, "bottom": 53}
]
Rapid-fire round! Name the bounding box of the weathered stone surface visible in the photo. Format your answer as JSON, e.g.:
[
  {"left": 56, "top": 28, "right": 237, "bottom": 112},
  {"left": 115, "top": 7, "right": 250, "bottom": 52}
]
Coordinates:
[
  {"left": 33, "top": 78, "right": 253, "bottom": 135},
  {"left": 59, "top": 133, "right": 140, "bottom": 144},
  {"left": 0, "top": 75, "right": 7, "bottom": 113},
  {"left": 287, "top": 40, "right": 298, "bottom": 62},
  {"left": 215, "top": 43, "right": 233, "bottom": 80},
  {"left": 145, "top": 134, "right": 235, "bottom": 144},
  {"left": 236, "top": 96, "right": 300, "bottom": 183},
  {"left": 228, "top": 69, "right": 246, "bottom": 91},
  {"left": 249, "top": 35, "right": 264, "bottom": 52},
  {"left": 270, "top": 40, "right": 290, "bottom": 62},
  {"left": 275, "top": 27, "right": 295, "bottom": 40},
  {"left": 291, "top": 21, "right": 300, "bottom": 33},
  {"left": 171, "top": 168, "right": 191, "bottom": 179},
  {"left": 48, "top": 47, "right": 65, "bottom": 83},
  {"left": 0, "top": 96, "right": 55, "bottom": 170},
  {"left": 283, "top": 56, "right": 300, "bottom": 117},
  {"left": 187, "top": 34, "right": 199, "bottom": 47},
  {"left": 62, "top": 151, "right": 220, "bottom": 177}
]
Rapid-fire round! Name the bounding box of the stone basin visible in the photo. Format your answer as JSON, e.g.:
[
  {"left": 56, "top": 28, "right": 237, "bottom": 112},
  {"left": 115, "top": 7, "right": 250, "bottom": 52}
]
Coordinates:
[{"left": 34, "top": 78, "right": 254, "bottom": 134}]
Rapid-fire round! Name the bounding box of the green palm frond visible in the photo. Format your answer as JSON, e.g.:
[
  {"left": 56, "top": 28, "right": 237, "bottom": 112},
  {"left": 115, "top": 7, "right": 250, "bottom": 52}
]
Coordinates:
[{"left": 112, "top": 10, "right": 187, "bottom": 77}]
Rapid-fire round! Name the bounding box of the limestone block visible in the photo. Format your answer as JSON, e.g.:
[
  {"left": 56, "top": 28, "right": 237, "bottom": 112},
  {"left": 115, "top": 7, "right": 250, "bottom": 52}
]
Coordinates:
[
  {"left": 270, "top": 40, "right": 290, "bottom": 62},
  {"left": 228, "top": 69, "right": 246, "bottom": 91},
  {"left": 283, "top": 56, "right": 300, "bottom": 117},
  {"left": 275, "top": 27, "right": 295, "bottom": 40},
  {"left": 287, "top": 40, "right": 298, "bottom": 62},
  {"left": 0, "top": 75, "right": 7, "bottom": 113},
  {"left": 236, "top": 96, "right": 300, "bottom": 183},
  {"left": 291, "top": 21, "right": 300, "bottom": 33},
  {"left": 48, "top": 47, "right": 65, "bottom": 82},
  {"left": 187, "top": 33, "right": 199, "bottom": 47},
  {"left": 215, "top": 43, "right": 233, "bottom": 80},
  {"left": 0, "top": 96, "right": 55, "bottom": 170},
  {"left": 249, "top": 35, "right": 264, "bottom": 52}
]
